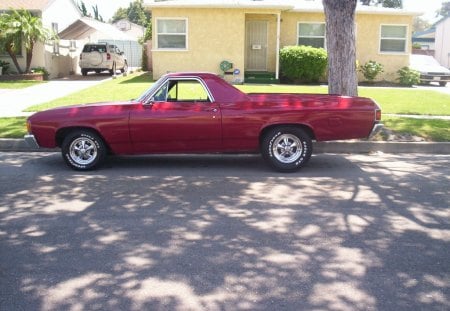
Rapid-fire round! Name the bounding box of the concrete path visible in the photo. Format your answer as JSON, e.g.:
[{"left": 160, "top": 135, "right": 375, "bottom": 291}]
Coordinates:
[{"left": 0, "top": 74, "right": 112, "bottom": 117}]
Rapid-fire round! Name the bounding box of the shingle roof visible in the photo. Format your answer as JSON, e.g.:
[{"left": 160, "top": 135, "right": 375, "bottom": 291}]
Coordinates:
[{"left": 0, "top": 0, "right": 53, "bottom": 11}]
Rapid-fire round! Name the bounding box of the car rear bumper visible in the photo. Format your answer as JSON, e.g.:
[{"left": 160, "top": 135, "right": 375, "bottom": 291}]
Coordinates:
[
  {"left": 369, "top": 123, "right": 384, "bottom": 139},
  {"left": 24, "top": 134, "right": 40, "bottom": 149}
]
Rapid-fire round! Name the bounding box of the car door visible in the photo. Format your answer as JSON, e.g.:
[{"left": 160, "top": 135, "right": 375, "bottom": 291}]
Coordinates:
[{"left": 129, "top": 78, "right": 222, "bottom": 153}]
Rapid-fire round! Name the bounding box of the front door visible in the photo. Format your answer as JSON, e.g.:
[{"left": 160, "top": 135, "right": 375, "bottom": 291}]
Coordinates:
[
  {"left": 245, "top": 20, "right": 268, "bottom": 71},
  {"left": 129, "top": 78, "right": 222, "bottom": 153}
]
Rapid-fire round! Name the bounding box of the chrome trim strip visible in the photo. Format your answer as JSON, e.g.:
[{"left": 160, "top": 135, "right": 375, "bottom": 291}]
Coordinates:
[{"left": 24, "top": 134, "right": 40, "bottom": 149}]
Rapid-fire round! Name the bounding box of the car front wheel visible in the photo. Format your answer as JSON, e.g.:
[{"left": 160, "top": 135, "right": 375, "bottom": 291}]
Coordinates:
[
  {"left": 61, "top": 130, "right": 107, "bottom": 171},
  {"left": 261, "top": 126, "right": 312, "bottom": 172}
]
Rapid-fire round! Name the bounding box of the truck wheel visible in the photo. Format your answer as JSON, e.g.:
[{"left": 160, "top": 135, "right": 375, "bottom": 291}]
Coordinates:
[
  {"left": 61, "top": 130, "right": 106, "bottom": 171},
  {"left": 121, "top": 61, "right": 128, "bottom": 73},
  {"left": 109, "top": 63, "right": 116, "bottom": 75},
  {"left": 261, "top": 127, "right": 312, "bottom": 172},
  {"left": 81, "top": 69, "right": 88, "bottom": 76}
]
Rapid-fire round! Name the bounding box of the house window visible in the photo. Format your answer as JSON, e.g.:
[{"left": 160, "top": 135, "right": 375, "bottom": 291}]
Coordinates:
[
  {"left": 298, "top": 22, "right": 325, "bottom": 48},
  {"left": 156, "top": 18, "right": 188, "bottom": 50},
  {"left": 380, "top": 25, "right": 407, "bottom": 53}
]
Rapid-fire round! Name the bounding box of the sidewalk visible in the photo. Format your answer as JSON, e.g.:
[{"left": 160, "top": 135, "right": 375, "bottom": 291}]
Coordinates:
[{"left": 0, "top": 74, "right": 111, "bottom": 117}]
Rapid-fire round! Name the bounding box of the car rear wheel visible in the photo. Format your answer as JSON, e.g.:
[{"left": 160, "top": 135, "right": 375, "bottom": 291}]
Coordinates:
[
  {"left": 121, "top": 61, "right": 128, "bottom": 73},
  {"left": 439, "top": 81, "right": 447, "bottom": 87},
  {"left": 109, "top": 63, "right": 116, "bottom": 75},
  {"left": 61, "top": 130, "right": 107, "bottom": 171},
  {"left": 81, "top": 69, "right": 88, "bottom": 76},
  {"left": 261, "top": 126, "right": 312, "bottom": 172}
]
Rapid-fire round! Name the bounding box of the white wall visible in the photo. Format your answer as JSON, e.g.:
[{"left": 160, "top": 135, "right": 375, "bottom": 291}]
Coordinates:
[{"left": 435, "top": 17, "right": 450, "bottom": 68}]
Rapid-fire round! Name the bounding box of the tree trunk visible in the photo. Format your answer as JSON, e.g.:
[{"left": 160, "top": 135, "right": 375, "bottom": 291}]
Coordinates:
[
  {"left": 25, "top": 41, "right": 34, "bottom": 73},
  {"left": 323, "top": 0, "right": 358, "bottom": 96},
  {"left": 5, "top": 43, "right": 23, "bottom": 74}
]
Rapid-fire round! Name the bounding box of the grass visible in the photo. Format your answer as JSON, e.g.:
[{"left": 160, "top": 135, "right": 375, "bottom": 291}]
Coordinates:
[
  {"left": 0, "top": 117, "right": 27, "bottom": 138},
  {"left": 1, "top": 72, "right": 449, "bottom": 141},
  {"left": 382, "top": 116, "right": 450, "bottom": 142},
  {"left": 25, "top": 72, "right": 153, "bottom": 112},
  {"left": 0, "top": 80, "right": 46, "bottom": 89}
]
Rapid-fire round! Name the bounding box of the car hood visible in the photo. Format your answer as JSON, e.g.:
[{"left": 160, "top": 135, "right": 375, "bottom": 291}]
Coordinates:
[
  {"left": 29, "top": 100, "right": 136, "bottom": 120},
  {"left": 410, "top": 63, "right": 450, "bottom": 74}
]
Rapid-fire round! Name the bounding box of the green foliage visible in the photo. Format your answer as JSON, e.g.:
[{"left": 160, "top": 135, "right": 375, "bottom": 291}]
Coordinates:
[
  {"left": 31, "top": 67, "right": 49, "bottom": 80},
  {"left": 360, "top": 0, "right": 402, "bottom": 8},
  {"left": 412, "top": 43, "right": 422, "bottom": 49},
  {"left": 359, "top": 60, "right": 384, "bottom": 82},
  {"left": 0, "top": 60, "right": 10, "bottom": 74},
  {"left": 279, "top": 45, "right": 328, "bottom": 83},
  {"left": 112, "top": 0, "right": 150, "bottom": 27},
  {"left": 0, "top": 9, "right": 54, "bottom": 73},
  {"left": 397, "top": 67, "right": 420, "bottom": 86}
]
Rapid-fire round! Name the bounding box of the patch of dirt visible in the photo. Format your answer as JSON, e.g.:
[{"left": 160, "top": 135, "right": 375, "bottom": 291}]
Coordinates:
[{"left": 370, "top": 127, "right": 427, "bottom": 142}]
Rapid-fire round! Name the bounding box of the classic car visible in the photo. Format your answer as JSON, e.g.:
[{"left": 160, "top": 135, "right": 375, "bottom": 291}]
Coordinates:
[{"left": 25, "top": 72, "right": 382, "bottom": 172}]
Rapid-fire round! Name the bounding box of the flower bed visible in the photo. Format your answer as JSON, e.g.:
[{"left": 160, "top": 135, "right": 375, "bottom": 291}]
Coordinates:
[{"left": 0, "top": 73, "right": 44, "bottom": 81}]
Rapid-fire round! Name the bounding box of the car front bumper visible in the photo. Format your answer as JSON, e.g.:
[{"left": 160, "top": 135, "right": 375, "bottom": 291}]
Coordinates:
[{"left": 24, "top": 134, "right": 40, "bottom": 149}]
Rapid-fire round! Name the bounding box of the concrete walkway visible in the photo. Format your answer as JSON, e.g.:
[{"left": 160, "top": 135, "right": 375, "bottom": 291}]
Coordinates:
[{"left": 0, "top": 74, "right": 112, "bottom": 117}]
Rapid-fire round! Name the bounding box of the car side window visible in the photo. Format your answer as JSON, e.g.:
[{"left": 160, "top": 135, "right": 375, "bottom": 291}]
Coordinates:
[{"left": 167, "top": 80, "right": 210, "bottom": 102}]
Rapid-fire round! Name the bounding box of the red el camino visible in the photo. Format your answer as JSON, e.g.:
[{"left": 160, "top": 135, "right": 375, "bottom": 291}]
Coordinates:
[{"left": 25, "top": 72, "right": 382, "bottom": 172}]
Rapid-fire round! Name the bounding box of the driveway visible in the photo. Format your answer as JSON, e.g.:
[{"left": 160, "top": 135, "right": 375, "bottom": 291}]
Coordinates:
[
  {"left": 0, "top": 74, "right": 111, "bottom": 117},
  {"left": 1, "top": 152, "right": 449, "bottom": 310}
]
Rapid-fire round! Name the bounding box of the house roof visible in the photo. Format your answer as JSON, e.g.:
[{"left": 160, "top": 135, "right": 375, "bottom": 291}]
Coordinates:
[
  {"left": 58, "top": 17, "right": 137, "bottom": 41},
  {"left": 145, "top": 0, "right": 421, "bottom": 16},
  {"left": 145, "top": 0, "right": 293, "bottom": 10},
  {"left": 0, "top": 0, "right": 54, "bottom": 11}
]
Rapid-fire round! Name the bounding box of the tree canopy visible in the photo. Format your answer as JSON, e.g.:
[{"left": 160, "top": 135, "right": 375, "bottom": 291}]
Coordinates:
[
  {"left": 436, "top": 1, "right": 450, "bottom": 17},
  {"left": 111, "top": 0, "right": 150, "bottom": 27}
]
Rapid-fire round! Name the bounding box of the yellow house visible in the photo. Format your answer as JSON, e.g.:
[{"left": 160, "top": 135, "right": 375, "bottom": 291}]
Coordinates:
[{"left": 146, "top": 0, "right": 418, "bottom": 83}]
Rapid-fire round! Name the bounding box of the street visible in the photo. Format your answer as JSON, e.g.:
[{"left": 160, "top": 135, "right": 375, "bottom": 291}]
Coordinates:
[{"left": 1, "top": 152, "right": 449, "bottom": 310}]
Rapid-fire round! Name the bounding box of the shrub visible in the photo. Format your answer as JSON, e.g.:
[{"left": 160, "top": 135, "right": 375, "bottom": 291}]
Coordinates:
[
  {"left": 279, "top": 45, "right": 327, "bottom": 83},
  {"left": 397, "top": 67, "right": 420, "bottom": 86},
  {"left": 0, "top": 60, "right": 10, "bottom": 74},
  {"left": 31, "top": 67, "right": 50, "bottom": 80},
  {"left": 359, "top": 60, "right": 384, "bottom": 82}
]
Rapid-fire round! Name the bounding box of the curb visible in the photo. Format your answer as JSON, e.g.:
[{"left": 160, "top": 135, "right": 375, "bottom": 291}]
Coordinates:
[{"left": 1, "top": 138, "right": 449, "bottom": 154}]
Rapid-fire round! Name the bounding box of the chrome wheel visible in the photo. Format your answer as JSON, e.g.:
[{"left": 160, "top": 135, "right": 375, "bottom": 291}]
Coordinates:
[
  {"left": 69, "top": 137, "right": 98, "bottom": 166},
  {"left": 272, "top": 133, "right": 303, "bottom": 164}
]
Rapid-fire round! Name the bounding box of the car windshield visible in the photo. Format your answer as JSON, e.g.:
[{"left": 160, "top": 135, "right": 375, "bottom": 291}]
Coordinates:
[{"left": 135, "top": 76, "right": 167, "bottom": 103}]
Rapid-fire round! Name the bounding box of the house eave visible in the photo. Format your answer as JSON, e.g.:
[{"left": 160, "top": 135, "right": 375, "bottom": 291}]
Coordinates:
[{"left": 145, "top": 0, "right": 293, "bottom": 10}]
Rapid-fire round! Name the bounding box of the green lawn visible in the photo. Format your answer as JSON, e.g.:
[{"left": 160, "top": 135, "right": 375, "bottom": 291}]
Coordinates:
[
  {"left": 0, "top": 80, "right": 45, "bottom": 89},
  {"left": 1, "top": 72, "right": 449, "bottom": 141}
]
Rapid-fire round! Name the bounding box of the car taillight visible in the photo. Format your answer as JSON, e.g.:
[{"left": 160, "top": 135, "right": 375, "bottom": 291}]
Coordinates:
[
  {"left": 107, "top": 53, "right": 111, "bottom": 60},
  {"left": 26, "top": 120, "right": 31, "bottom": 133},
  {"left": 375, "top": 109, "right": 381, "bottom": 121}
]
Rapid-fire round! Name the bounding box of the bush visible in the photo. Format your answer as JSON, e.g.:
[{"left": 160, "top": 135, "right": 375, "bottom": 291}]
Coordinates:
[
  {"left": 359, "top": 60, "right": 384, "bottom": 82},
  {"left": 397, "top": 67, "right": 420, "bottom": 86},
  {"left": 31, "top": 67, "right": 50, "bottom": 80},
  {"left": 0, "top": 60, "right": 10, "bottom": 74},
  {"left": 279, "top": 45, "right": 327, "bottom": 83}
]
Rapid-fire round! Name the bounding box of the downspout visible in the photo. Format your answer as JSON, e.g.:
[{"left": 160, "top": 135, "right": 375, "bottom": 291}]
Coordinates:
[{"left": 276, "top": 12, "right": 281, "bottom": 80}]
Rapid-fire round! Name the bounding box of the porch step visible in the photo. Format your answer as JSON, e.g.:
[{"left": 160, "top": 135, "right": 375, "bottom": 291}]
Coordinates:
[{"left": 244, "top": 71, "right": 279, "bottom": 84}]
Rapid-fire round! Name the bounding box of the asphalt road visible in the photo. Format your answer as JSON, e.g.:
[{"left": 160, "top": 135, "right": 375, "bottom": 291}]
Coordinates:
[{"left": 1, "top": 152, "right": 449, "bottom": 311}]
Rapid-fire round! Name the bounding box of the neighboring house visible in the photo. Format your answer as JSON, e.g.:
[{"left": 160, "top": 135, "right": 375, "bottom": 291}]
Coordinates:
[
  {"left": 58, "top": 17, "right": 142, "bottom": 70},
  {"left": 412, "top": 27, "right": 436, "bottom": 51},
  {"left": 145, "top": 0, "right": 419, "bottom": 83},
  {"left": 435, "top": 15, "right": 450, "bottom": 68},
  {"left": 114, "top": 19, "right": 146, "bottom": 39},
  {"left": 0, "top": 0, "right": 82, "bottom": 78}
]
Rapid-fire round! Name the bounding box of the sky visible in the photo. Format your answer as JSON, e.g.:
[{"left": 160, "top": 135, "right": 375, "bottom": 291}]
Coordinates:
[{"left": 78, "top": 0, "right": 447, "bottom": 23}]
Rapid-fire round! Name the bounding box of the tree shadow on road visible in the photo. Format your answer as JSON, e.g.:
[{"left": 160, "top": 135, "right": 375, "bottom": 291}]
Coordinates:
[{"left": 0, "top": 153, "right": 449, "bottom": 310}]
